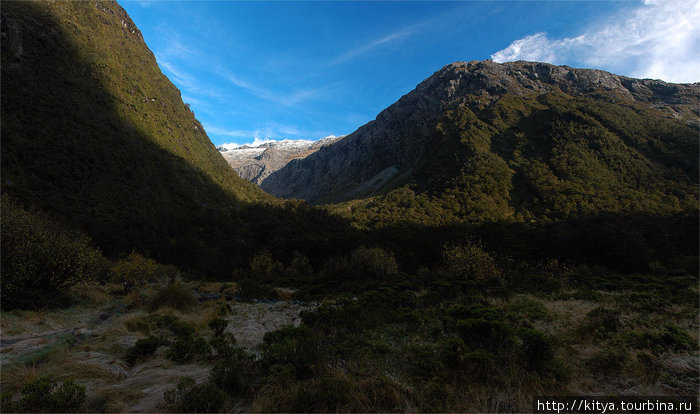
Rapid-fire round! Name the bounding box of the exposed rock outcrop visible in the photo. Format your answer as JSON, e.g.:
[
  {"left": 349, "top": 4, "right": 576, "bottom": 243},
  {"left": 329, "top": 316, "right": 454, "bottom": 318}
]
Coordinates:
[
  {"left": 261, "top": 60, "right": 698, "bottom": 203},
  {"left": 220, "top": 136, "right": 342, "bottom": 185}
]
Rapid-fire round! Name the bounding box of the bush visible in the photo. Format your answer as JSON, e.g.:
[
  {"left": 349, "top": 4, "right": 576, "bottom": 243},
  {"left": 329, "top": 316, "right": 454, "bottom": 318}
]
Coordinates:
[
  {"left": 319, "top": 246, "right": 398, "bottom": 286},
  {"left": 208, "top": 318, "right": 229, "bottom": 337},
  {"left": 348, "top": 246, "right": 398, "bottom": 280},
  {"left": 587, "top": 348, "right": 626, "bottom": 377},
  {"left": 164, "top": 377, "right": 225, "bottom": 413},
  {"left": 509, "top": 296, "right": 550, "bottom": 320},
  {"left": 110, "top": 252, "right": 162, "bottom": 293},
  {"left": 456, "top": 318, "right": 512, "bottom": 351},
  {"left": 168, "top": 337, "right": 210, "bottom": 363},
  {"left": 286, "top": 251, "right": 314, "bottom": 282},
  {"left": 263, "top": 325, "right": 324, "bottom": 379},
  {"left": 0, "top": 376, "right": 86, "bottom": 413},
  {"left": 210, "top": 348, "right": 259, "bottom": 396},
  {"left": 209, "top": 335, "right": 237, "bottom": 359},
  {"left": 147, "top": 282, "right": 197, "bottom": 312},
  {"left": 405, "top": 344, "right": 443, "bottom": 379},
  {"left": 518, "top": 328, "right": 554, "bottom": 372},
  {"left": 443, "top": 241, "right": 503, "bottom": 283},
  {"left": 234, "top": 276, "right": 275, "bottom": 301},
  {"left": 0, "top": 198, "right": 101, "bottom": 309},
  {"left": 125, "top": 336, "right": 164, "bottom": 365},
  {"left": 249, "top": 250, "right": 284, "bottom": 283},
  {"left": 580, "top": 307, "right": 620, "bottom": 338},
  {"left": 288, "top": 376, "right": 350, "bottom": 413},
  {"left": 169, "top": 319, "right": 196, "bottom": 339}
]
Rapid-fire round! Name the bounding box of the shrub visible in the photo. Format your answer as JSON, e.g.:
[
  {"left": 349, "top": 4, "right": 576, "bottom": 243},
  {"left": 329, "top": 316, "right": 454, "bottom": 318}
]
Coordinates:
[
  {"left": 456, "top": 318, "right": 512, "bottom": 351},
  {"left": 318, "top": 247, "right": 398, "bottom": 287},
  {"left": 0, "top": 198, "right": 101, "bottom": 309},
  {"left": 169, "top": 319, "right": 196, "bottom": 339},
  {"left": 125, "top": 336, "right": 164, "bottom": 365},
  {"left": 288, "top": 376, "right": 350, "bottom": 413},
  {"left": 164, "top": 377, "right": 225, "bottom": 413},
  {"left": 110, "top": 252, "right": 161, "bottom": 293},
  {"left": 147, "top": 282, "right": 197, "bottom": 312},
  {"left": 168, "top": 337, "right": 210, "bottom": 363},
  {"left": 210, "top": 348, "right": 259, "bottom": 396},
  {"left": 208, "top": 318, "right": 229, "bottom": 337},
  {"left": 509, "top": 296, "right": 550, "bottom": 320},
  {"left": 405, "top": 344, "right": 443, "bottom": 379},
  {"left": 263, "top": 325, "right": 324, "bottom": 379},
  {"left": 580, "top": 307, "right": 620, "bottom": 338},
  {"left": 209, "top": 335, "right": 237, "bottom": 359},
  {"left": 0, "top": 376, "right": 86, "bottom": 413},
  {"left": 249, "top": 250, "right": 284, "bottom": 283},
  {"left": 518, "top": 328, "right": 554, "bottom": 372},
  {"left": 443, "top": 241, "right": 503, "bottom": 283},
  {"left": 234, "top": 277, "right": 275, "bottom": 301},
  {"left": 624, "top": 324, "right": 695, "bottom": 354},
  {"left": 286, "top": 251, "right": 314, "bottom": 282},
  {"left": 587, "top": 348, "right": 627, "bottom": 377},
  {"left": 348, "top": 246, "right": 398, "bottom": 280}
]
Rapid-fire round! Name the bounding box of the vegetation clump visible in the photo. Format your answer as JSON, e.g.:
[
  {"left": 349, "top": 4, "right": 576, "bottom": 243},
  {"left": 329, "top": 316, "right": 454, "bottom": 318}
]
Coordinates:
[
  {"left": 0, "top": 377, "right": 86, "bottom": 413},
  {"left": 164, "top": 377, "right": 226, "bottom": 413},
  {"left": 147, "top": 281, "right": 197, "bottom": 312},
  {"left": 0, "top": 197, "right": 101, "bottom": 310}
]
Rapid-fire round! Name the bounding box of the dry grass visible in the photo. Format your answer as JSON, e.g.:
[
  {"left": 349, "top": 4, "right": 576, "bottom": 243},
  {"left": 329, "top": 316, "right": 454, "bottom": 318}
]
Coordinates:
[
  {"left": 147, "top": 282, "right": 197, "bottom": 312},
  {"left": 0, "top": 365, "right": 41, "bottom": 395},
  {"left": 69, "top": 282, "right": 111, "bottom": 306}
]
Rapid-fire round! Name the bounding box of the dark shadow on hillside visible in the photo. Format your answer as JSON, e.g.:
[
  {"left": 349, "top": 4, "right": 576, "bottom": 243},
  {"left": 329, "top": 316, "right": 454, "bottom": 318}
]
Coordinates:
[
  {"left": 367, "top": 210, "right": 699, "bottom": 274},
  {"left": 0, "top": 1, "right": 360, "bottom": 277}
]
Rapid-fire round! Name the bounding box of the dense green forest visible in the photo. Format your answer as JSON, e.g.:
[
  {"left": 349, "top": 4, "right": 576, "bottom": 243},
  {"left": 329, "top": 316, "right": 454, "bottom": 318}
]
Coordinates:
[
  {"left": 1, "top": 1, "right": 697, "bottom": 412},
  {"left": 335, "top": 94, "right": 697, "bottom": 227}
]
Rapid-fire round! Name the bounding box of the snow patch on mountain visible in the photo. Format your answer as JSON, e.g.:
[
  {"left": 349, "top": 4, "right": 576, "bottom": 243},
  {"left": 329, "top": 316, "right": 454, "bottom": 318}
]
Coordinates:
[{"left": 218, "top": 136, "right": 344, "bottom": 185}]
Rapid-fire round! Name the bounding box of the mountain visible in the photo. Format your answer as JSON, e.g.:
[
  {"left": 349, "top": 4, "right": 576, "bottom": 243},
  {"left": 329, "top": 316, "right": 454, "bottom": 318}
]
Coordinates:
[
  {"left": 219, "top": 136, "right": 342, "bottom": 185},
  {"left": 261, "top": 60, "right": 698, "bottom": 227},
  {"left": 0, "top": 0, "right": 277, "bottom": 272}
]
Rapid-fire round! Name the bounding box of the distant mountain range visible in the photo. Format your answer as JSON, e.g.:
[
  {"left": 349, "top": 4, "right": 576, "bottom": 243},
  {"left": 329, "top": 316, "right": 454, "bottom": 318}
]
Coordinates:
[
  {"left": 261, "top": 60, "right": 698, "bottom": 227},
  {"left": 218, "top": 136, "right": 342, "bottom": 185}
]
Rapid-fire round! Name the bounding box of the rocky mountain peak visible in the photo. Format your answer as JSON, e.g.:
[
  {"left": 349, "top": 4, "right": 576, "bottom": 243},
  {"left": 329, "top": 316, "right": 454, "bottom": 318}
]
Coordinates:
[
  {"left": 261, "top": 60, "right": 698, "bottom": 204},
  {"left": 402, "top": 60, "right": 698, "bottom": 120},
  {"left": 220, "top": 136, "right": 343, "bottom": 185}
]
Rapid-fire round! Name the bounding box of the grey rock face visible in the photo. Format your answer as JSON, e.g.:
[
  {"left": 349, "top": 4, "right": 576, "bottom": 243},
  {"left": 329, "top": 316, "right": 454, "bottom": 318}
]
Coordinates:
[
  {"left": 220, "top": 137, "right": 341, "bottom": 185},
  {"left": 260, "top": 60, "right": 699, "bottom": 203}
]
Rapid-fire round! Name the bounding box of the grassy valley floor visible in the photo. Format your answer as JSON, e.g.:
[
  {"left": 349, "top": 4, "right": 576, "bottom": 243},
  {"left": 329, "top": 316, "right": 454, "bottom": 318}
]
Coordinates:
[{"left": 1, "top": 265, "right": 697, "bottom": 412}]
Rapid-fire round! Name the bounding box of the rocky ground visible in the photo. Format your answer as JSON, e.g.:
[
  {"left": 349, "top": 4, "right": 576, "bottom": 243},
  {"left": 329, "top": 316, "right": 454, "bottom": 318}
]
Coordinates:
[{"left": 0, "top": 283, "right": 315, "bottom": 413}]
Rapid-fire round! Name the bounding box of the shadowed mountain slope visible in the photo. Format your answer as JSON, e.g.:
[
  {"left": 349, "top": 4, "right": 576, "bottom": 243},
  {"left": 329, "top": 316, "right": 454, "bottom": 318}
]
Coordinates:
[{"left": 0, "top": 1, "right": 327, "bottom": 275}]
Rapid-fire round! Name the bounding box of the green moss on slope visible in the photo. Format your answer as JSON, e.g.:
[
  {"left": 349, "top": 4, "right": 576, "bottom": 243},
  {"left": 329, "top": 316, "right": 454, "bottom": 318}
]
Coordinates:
[{"left": 1, "top": 1, "right": 274, "bottom": 269}]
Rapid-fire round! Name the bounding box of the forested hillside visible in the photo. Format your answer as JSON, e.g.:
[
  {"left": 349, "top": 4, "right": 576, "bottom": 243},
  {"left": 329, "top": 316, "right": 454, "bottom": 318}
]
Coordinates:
[
  {"left": 263, "top": 61, "right": 698, "bottom": 226},
  {"left": 1, "top": 3, "right": 697, "bottom": 412},
  {"left": 1, "top": 1, "right": 352, "bottom": 277}
]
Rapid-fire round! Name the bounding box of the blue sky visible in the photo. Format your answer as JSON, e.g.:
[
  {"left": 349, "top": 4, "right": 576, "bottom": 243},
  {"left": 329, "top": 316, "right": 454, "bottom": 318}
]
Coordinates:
[{"left": 121, "top": 0, "right": 699, "bottom": 147}]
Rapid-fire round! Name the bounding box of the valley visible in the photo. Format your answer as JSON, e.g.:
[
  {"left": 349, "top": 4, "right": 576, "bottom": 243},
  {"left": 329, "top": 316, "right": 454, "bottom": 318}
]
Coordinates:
[{"left": 1, "top": 0, "right": 697, "bottom": 412}]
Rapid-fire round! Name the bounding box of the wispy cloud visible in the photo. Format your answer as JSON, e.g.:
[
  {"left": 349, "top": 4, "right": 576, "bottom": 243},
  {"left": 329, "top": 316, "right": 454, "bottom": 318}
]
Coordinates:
[
  {"left": 491, "top": 0, "right": 700, "bottom": 83},
  {"left": 205, "top": 123, "right": 299, "bottom": 142},
  {"left": 329, "top": 20, "right": 432, "bottom": 66},
  {"left": 225, "top": 73, "right": 321, "bottom": 106},
  {"left": 207, "top": 123, "right": 340, "bottom": 147},
  {"left": 157, "top": 59, "right": 226, "bottom": 99}
]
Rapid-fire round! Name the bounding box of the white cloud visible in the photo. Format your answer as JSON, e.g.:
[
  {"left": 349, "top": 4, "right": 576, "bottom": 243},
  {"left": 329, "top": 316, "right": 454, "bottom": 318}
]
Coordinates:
[{"left": 491, "top": 0, "right": 700, "bottom": 83}]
